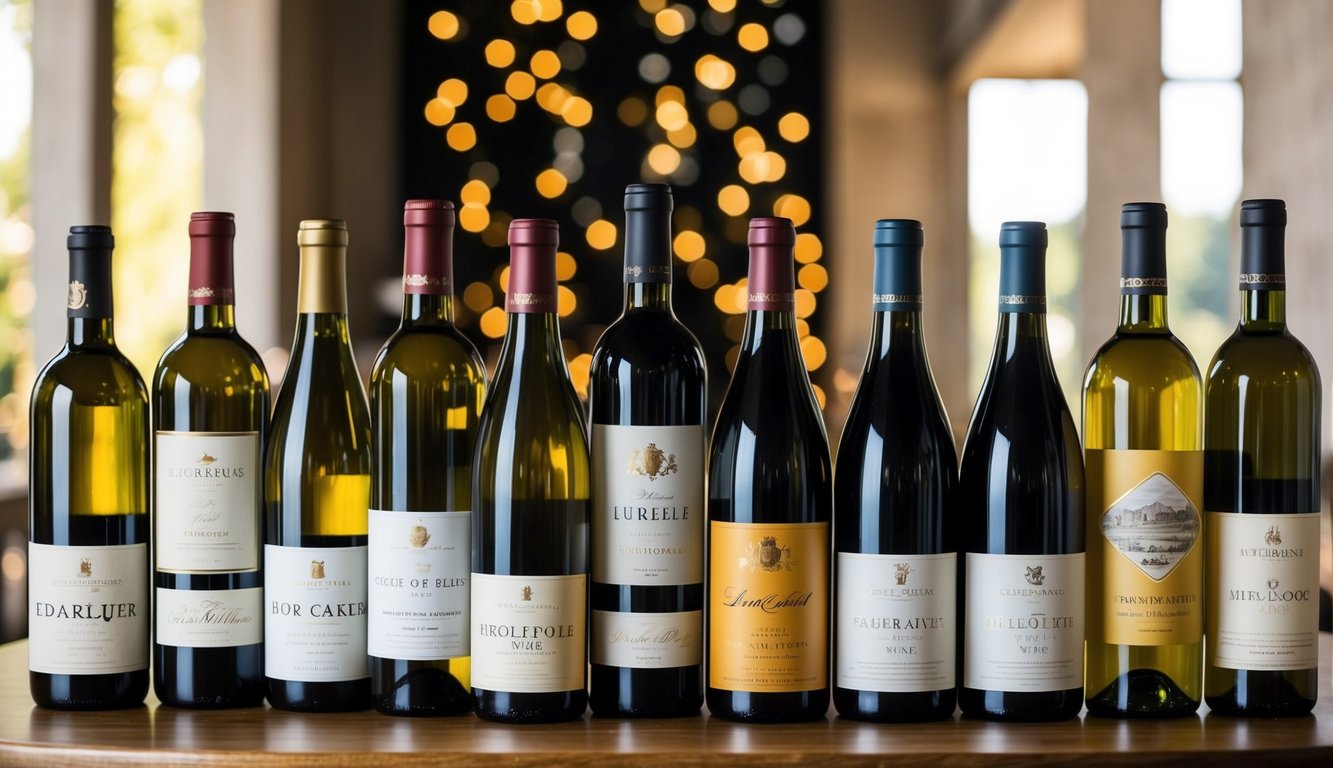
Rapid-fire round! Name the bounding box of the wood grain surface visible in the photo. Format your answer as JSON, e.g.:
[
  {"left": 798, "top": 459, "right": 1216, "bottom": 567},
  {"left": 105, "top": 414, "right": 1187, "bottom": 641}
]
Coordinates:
[{"left": 1, "top": 636, "right": 1330, "bottom": 766}]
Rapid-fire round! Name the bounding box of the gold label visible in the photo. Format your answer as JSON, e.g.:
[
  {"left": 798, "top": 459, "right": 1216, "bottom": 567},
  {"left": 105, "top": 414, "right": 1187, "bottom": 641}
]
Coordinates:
[
  {"left": 708, "top": 520, "right": 828, "bottom": 693},
  {"left": 67, "top": 280, "right": 87, "bottom": 309},
  {"left": 1085, "top": 449, "right": 1203, "bottom": 646}
]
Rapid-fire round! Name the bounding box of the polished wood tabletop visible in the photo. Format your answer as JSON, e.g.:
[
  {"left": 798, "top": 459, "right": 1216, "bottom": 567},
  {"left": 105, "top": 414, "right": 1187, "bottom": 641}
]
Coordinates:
[{"left": 1, "top": 636, "right": 1331, "bottom": 766}]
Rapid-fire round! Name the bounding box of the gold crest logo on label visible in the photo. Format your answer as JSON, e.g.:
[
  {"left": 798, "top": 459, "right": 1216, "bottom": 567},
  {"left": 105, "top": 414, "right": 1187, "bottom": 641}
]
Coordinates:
[
  {"left": 521, "top": 585, "right": 533, "bottom": 602},
  {"left": 197, "top": 453, "right": 217, "bottom": 465},
  {"left": 79, "top": 558, "right": 92, "bottom": 578},
  {"left": 409, "top": 524, "right": 431, "bottom": 548},
  {"left": 894, "top": 562, "right": 912, "bottom": 585},
  {"left": 740, "top": 536, "right": 793, "bottom": 573},
  {"left": 67, "top": 280, "right": 87, "bottom": 310},
  {"left": 626, "top": 442, "right": 678, "bottom": 481},
  {"left": 310, "top": 560, "right": 326, "bottom": 579},
  {"left": 1264, "top": 525, "right": 1282, "bottom": 546},
  {"left": 1025, "top": 565, "right": 1045, "bottom": 585},
  {"left": 1101, "top": 471, "right": 1200, "bottom": 581}
]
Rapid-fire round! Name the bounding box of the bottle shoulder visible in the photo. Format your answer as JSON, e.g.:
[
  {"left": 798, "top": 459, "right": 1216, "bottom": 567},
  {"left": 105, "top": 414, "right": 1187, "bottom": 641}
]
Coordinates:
[
  {"left": 154, "top": 330, "right": 270, "bottom": 391},
  {"left": 1206, "top": 326, "right": 1322, "bottom": 391},
  {"left": 371, "top": 324, "right": 486, "bottom": 385},
  {"left": 589, "top": 309, "right": 706, "bottom": 378},
  {"left": 33, "top": 345, "right": 148, "bottom": 406},
  {"left": 1084, "top": 331, "right": 1201, "bottom": 393}
]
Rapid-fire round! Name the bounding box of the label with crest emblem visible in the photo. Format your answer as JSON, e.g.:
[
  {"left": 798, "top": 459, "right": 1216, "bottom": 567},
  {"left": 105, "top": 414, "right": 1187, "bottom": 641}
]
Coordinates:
[
  {"left": 155, "top": 432, "right": 260, "bottom": 573},
  {"left": 708, "top": 521, "right": 828, "bottom": 693},
  {"left": 264, "top": 544, "right": 368, "bottom": 682},
  {"left": 29, "top": 542, "right": 148, "bottom": 674},
  {"left": 367, "top": 509, "right": 470, "bottom": 660},
  {"left": 470, "top": 573, "right": 586, "bottom": 693}
]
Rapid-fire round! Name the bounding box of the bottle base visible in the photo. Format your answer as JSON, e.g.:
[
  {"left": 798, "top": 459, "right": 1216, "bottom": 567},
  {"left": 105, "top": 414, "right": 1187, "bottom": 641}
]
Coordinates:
[
  {"left": 1086, "top": 669, "right": 1200, "bottom": 719},
  {"left": 959, "top": 686, "right": 1083, "bottom": 722},
  {"left": 372, "top": 665, "right": 472, "bottom": 717},
  {"left": 30, "top": 670, "right": 149, "bottom": 711},
  {"left": 1204, "top": 669, "right": 1317, "bottom": 718},
  {"left": 706, "top": 688, "right": 829, "bottom": 723},
  {"left": 832, "top": 687, "right": 956, "bottom": 723},
  {"left": 265, "top": 677, "right": 371, "bottom": 713},
  {"left": 472, "top": 688, "right": 587, "bottom": 724}
]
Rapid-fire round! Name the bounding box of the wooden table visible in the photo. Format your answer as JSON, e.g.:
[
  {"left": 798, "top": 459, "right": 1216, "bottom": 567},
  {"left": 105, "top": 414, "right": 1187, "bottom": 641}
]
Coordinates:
[{"left": 1, "top": 637, "right": 1331, "bottom": 766}]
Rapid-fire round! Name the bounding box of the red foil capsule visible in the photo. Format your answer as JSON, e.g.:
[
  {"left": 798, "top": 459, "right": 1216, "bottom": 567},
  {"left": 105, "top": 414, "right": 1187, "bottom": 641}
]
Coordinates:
[
  {"left": 746, "top": 216, "right": 796, "bottom": 311},
  {"left": 403, "top": 199, "right": 456, "bottom": 295},
  {"left": 506, "top": 219, "right": 560, "bottom": 313},
  {"left": 188, "top": 212, "right": 236, "bottom": 305}
]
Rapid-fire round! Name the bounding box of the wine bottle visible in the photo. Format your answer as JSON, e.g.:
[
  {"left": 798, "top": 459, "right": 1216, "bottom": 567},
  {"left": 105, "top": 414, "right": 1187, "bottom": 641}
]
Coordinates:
[
  {"left": 28, "top": 225, "right": 149, "bottom": 709},
  {"left": 264, "top": 219, "right": 372, "bottom": 712},
  {"left": 832, "top": 219, "right": 957, "bottom": 722},
  {"left": 1082, "top": 203, "right": 1202, "bottom": 718},
  {"left": 588, "top": 183, "right": 707, "bottom": 718},
  {"left": 368, "top": 200, "right": 486, "bottom": 716},
  {"left": 471, "top": 219, "right": 590, "bottom": 724},
  {"left": 1204, "top": 199, "right": 1322, "bottom": 717},
  {"left": 958, "top": 221, "right": 1085, "bottom": 722},
  {"left": 706, "top": 216, "right": 831, "bottom": 723},
  {"left": 152, "top": 212, "right": 270, "bottom": 708}
]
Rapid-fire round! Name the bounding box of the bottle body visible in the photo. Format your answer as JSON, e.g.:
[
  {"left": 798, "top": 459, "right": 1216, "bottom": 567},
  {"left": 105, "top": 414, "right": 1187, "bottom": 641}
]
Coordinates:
[
  {"left": 707, "top": 217, "right": 831, "bottom": 723},
  {"left": 264, "top": 220, "right": 372, "bottom": 712},
  {"left": 958, "top": 221, "right": 1085, "bottom": 722},
  {"left": 152, "top": 213, "right": 270, "bottom": 709},
  {"left": 1204, "top": 199, "right": 1321, "bottom": 717},
  {"left": 28, "top": 226, "right": 150, "bottom": 709},
  {"left": 369, "top": 201, "right": 486, "bottom": 716},
  {"left": 589, "top": 184, "right": 707, "bottom": 718},
  {"left": 1082, "top": 204, "right": 1202, "bottom": 718},
  {"left": 471, "top": 219, "right": 590, "bottom": 723},
  {"left": 833, "top": 220, "right": 957, "bottom": 722}
]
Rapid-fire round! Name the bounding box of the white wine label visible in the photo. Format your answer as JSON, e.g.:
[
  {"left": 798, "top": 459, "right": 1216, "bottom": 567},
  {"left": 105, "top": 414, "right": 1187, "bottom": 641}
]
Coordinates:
[
  {"left": 28, "top": 542, "right": 148, "bottom": 675},
  {"left": 964, "top": 552, "right": 1084, "bottom": 692},
  {"left": 155, "top": 432, "right": 260, "bottom": 573},
  {"left": 593, "top": 424, "right": 704, "bottom": 586},
  {"left": 591, "top": 609, "right": 701, "bottom": 668},
  {"left": 264, "top": 544, "right": 368, "bottom": 682},
  {"left": 836, "top": 552, "right": 956, "bottom": 693},
  {"left": 1207, "top": 512, "right": 1320, "bottom": 671},
  {"left": 470, "top": 573, "right": 586, "bottom": 693},
  {"left": 155, "top": 587, "right": 262, "bottom": 648},
  {"left": 367, "top": 509, "right": 470, "bottom": 660}
]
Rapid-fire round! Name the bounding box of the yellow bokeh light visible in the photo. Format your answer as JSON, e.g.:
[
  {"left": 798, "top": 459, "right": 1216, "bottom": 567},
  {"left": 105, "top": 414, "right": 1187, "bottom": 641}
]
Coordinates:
[
  {"left": 446, "top": 122, "right": 477, "bottom": 151},
  {"left": 774, "top": 194, "right": 812, "bottom": 226},
  {"left": 437, "top": 78, "right": 468, "bottom": 107},
  {"left": 568, "top": 353, "right": 592, "bottom": 399},
  {"left": 667, "top": 123, "right": 697, "bottom": 148},
  {"left": 798, "top": 263, "right": 829, "bottom": 293},
  {"left": 732, "top": 279, "right": 749, "bottom": 313},
  {"left": 557, "top": 285, "right": 576, "bottom": 317},
  {"left": 656, "top": 85, "right": 685, "bottom": 106},
  {"left": 647, "top": 144, "right": 682, "bottom": 175},
  {"left": 499, "top": 266, "right": 511, "bottom": 292},
  {"left": 618, "top": 97, "right": 648, "bottom": 126},
  {"left": 567, "top": 11, "right": 598, "bottom": 40},
  {"left": 530, "top": 49, "right": 562, "bottom": 79},
  {"left": 707, "top": 100, "right": 738, "bottom": 130},
  {"left": 428, "top": 11, "right": 460, "bottom": 40},
  {"left": 485, "top": 39, "right": 516, "bottom": 68},
  {"left": 424, "top": 99, "right": 455, "bottom": 127},
  {"left": 717, "top": 184, "right": 750, "bottom": 216},
  {"left": 796, "top": 318, "right": 810, "bottom": 338},
  {"left": 656, "top": 101, "right": 689, "bottom": 131},
  {"left": 480, "top": 306, "right": 507, "bottom": 338},
  {"left": 778, "top": 112, "right": 810, "bottom": 143},
  {"left": 463, "top": 281, "right": 493, "bottom": 313},
  {"left": 535, "top": 168, "right": 569, "bottom": 198},
  {"left": 794, "top": 232, "right": 823, "bottom": 263},
  {"left": 713, "top": 284, "right": 739, "bottom": 314},
  {"left": 795, "top": 288, "right": 816, "bottom": 318},
  {"left": 556, "top": 251, "right": 577, "bottom": 280},
  {"left": 763, "top": 151, "right": 787, "bottom": 182},
  {"left": 737, "top": 22, "right": 769, "bottom": 52},
  {"left": 687, "top": 259, "right": 719, "bottom": 289},
  {"left": 733, "top": 126, "right": 765, "bottom": 156},
  {"left": 655, "top": 7, "right": 685, "bottom": 36},
  {"left": 486, "top": 94, "right": 517, "bottom": 122},
  {"left": 505, "top": 71, "right": 536, "bottom": 100},
  {"left": 511, "top": 0, "right": 539, "bottom": 25},
  {"left": 561, "top": 96, "right": 593, "bottom": 127},
  {"left": 459, "top": 204, "right": 490, "bottom": 233},
  {"left": 460, "top": 179, "right": 491, "bottom": 206},
  {"left": 586, "top": 219, "right": 618, "bottom": 250},
  {"left": 537, "top": 0, "right": 563, "bottom": 23},
  {"left": 708, "top": 0, "right": 737, "bottom": 11},
  {"left": 738, "top": 153, "right": 771, "bottom": 184},
  {"left": 801, "top": 335, "right": 827, "bottom": 371},
  {"left": 674, "top": 231, "right": 705, "bottom": 262},
  {"left": 536, "top": 82, "right": 569, "bottom": 112},
  {"left": 695, "top": 54, "right": 736, "bottom": 90},
  {"left": 812, "top": 383, "right": 827, "bottom": 410},
  {"left": 639, "top": 0, "right": 667, "bottom": 12}
]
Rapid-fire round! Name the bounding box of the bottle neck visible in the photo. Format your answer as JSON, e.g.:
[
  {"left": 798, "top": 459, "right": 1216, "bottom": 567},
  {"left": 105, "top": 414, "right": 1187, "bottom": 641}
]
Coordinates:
[
  {"left": 189, "top": 303, "right": 237, "bottom": 332},
  {"left": 401, "top": 293, "right": 455, "bottom": 327},
  {"left": 501, "top": 311, "right": 565, "bottom": 369},
  {"left": 869, "top": 309, "right": 924, "bottom": 358},
  {"left": 993, "top": 311, "right": 1052, "bottom": 364},
  {"left": 297, "top": 245, "right": 349, "bottom": 315},
  {"left": 1241, "top": 289, "right": 1286, "bottom": 331},
  {"left": 67, "top": 317, "right": 116, "bottom": 349},
  {"left": 624, "top": 281, "right": 672, "bottom": 312},
  {"left": 1117, "top": 293, "right": 1169, "bottom": 333},
  {"left": 741, "top": 307, "right": 800, "bottom": 350},
  {"left": 292, "top": 311, "right": 352, "bottom": 347}
]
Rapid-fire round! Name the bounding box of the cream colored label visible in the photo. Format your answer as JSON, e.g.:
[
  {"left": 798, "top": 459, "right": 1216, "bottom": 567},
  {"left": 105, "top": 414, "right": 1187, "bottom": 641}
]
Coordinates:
[
  {"left": 591, "top": 609, "right": 701, "bottom": 668},
  {"left": 367, "top": 509, "right": 470, "bottom": 660},
  {"left": 836, "top": 552, "right": 956, "bottom": 693},
  {"left": 964, "top": 552, "right": 1084, "bottom": 692},
  {"left": 1086, "top": 449, "right": 1203, "bottom": 646},
  {"left": 29, "top": 543, "right": 148, "bottom": 674},
  {"left": 470, "top": 573, "right": 586, "bottom": 693},
  {"left": 708, "top": 521, "right": 829, "bottom": 693},
  {"left": 1207, "top": 512, "right": 1320, "bottom": 671},
  {"left": 155, "top": 432, "right": 260, "bottom": 573},
  {"left": 593, "top": 424, "right": 704, "bottom": 586},
  {"left": 264, "top": 545, "right": 368, "bottom": 682},
  {"left": 156, "top": 587, "right": 262, "bottom": 648}
]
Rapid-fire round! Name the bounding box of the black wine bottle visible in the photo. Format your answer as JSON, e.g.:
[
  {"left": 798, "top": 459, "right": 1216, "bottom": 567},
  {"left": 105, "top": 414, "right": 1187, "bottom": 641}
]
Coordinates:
[{"left": 833, "top": 219, "right": 957, "bottom": 722}]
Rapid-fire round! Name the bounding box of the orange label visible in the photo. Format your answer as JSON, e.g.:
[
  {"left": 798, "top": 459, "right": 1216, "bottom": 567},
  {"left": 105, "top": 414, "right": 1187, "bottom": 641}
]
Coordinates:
[
  {"left": 708, "top": 520, "right": 828, "bottom": 693},
  {"left": 1085, "top": 449, "right": 1203, "bottom": 646}
]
